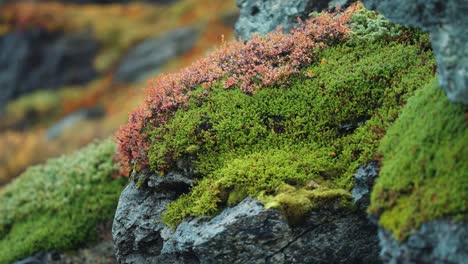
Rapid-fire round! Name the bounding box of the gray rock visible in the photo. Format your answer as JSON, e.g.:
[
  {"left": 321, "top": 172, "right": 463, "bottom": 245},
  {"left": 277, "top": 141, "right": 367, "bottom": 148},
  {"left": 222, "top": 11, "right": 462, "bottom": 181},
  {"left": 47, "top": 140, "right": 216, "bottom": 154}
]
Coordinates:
[
  {"left": 160, "top": 197, "right": 381, "bottom": 263},
  {"left": 161, "top": 198, "right": 292, "bottom": 263},
  {"left": 147, "top": 172, "right": 193, "bottom": 192},
  {"left": 46, "top": 106, "right": 105, "bottom": 140},
  {"left": 352, "top": 161, "right": 379, "bottom": 209},
  {"left": 112, "top": 181, "right": 175, "bottom": 264},
  {"left": 361, "top": 0, "right": 468, "bottom": 104},
  {"left": 114, "top": 188, "right": 381, "bottom": 263},
  {"left": 112, "top": 170, "right": 195, "bottom": 264},
  {"left": 0, "top": 29, "right": 98, "bottom": 110},
  {"left": 378, "top": 220, "right": 468, "bottom": 263},
  {"left": 268, "top": 208, "right": 381, "bottom": 264},
  {"left": 115, "top": 27, "right": 199, "bottom": 83},
  {"left": 234, "top": 0, "right": 356, "bottom": 41}
]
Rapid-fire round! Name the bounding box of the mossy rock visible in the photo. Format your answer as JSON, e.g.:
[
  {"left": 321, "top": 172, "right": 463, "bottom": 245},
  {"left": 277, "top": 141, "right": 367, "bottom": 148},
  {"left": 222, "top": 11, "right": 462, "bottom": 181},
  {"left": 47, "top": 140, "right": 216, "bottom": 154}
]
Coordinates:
[
  {"left": 369, "top": 79, "right": 468, "bottom": 241},
  {"left": 143, "top": 38, "right": 436, "bottom": 228},
  {"left": 0, "top": 140, "right": 126, "bottom": 264}
]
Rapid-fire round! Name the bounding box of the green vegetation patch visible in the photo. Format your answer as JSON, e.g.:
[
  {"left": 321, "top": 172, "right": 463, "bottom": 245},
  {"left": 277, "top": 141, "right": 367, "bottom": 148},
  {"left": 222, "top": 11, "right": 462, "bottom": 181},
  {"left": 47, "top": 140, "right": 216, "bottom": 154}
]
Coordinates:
[
  {"left": 0, "top": 140, "right": 126, "bottom": 264},
  {"left": 145, "top": 40, "right": 436, "bottom": 228},
  {"left": 369, "top": 80, "right": 468, "bottom": 241}
]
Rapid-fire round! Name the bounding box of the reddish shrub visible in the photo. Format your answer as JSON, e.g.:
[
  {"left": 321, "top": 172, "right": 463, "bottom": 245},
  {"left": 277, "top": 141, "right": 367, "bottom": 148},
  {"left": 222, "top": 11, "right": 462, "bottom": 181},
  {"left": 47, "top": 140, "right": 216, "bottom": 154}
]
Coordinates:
[{"left": 116, "top": 6, "right": 359, "bottom": 176}]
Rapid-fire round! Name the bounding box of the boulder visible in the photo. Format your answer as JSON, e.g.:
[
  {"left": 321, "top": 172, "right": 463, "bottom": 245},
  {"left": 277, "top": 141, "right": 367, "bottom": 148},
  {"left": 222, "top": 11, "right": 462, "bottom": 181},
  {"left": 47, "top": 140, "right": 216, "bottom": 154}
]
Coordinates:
[
  {"left": 113, "top": 171, "right": 381, "bottom": 263},
  {"left": 114, "top": 27, "right": 199, "bottom": 83},
  {"left": 234, "top": 0, "right": 356, "bottom": 41},
  {"left": 46, "top": 106, "right": 105, "bottom": 140},
  {"left": 161, "top": 198, "right": 381, "bottom": 263},
  {"left": 112, "top": 171, "right": 194, "bottom": 263},
  {"left": 361, "top": 0, "right": 468, "bottom": 104},
  {"left": 378, "top": 220, "right": 468, "bottom": 263},
  {"left": 0, "top": 29, "right": 98, "bottom": 110}
]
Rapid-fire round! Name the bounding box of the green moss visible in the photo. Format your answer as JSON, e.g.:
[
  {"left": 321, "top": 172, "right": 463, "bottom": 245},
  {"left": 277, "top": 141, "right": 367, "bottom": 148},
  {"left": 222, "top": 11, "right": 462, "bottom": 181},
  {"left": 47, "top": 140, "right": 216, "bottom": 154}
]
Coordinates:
[
  {"left": 0, "top": 140, "right": 126, "bottom": 264},
  {"left": 148, "top": 40, "right": 435, "bottom": 228},
  {"left": 369, "top": 79, "right": 468, "bottom": 241}
]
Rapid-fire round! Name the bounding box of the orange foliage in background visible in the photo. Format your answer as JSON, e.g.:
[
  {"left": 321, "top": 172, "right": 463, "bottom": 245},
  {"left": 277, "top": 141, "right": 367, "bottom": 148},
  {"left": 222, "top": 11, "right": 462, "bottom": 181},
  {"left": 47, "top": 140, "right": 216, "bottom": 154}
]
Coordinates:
[
  {"left": 116, "top": 6, "right": 359, "bottom": 175},
  {"left": 0, "top": 0, "right": 237, "bottom": 186}
]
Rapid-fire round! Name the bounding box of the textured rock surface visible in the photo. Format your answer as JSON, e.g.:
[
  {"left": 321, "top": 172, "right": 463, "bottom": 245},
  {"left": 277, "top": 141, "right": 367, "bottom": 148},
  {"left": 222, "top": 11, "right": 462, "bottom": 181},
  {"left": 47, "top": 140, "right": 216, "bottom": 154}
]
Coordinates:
[
  {"left": 351, "top": 161, "right": 379, "bottom": 209},
  {"left": 46, "top": 106, "right": 105, "bottom": 139},
  {"left": 112, "top": 171, "right": 194, "bottom": 263},
  {"left": 115, "top": 27, "right": 199, "bottom": 83},
  {"left": 378, "top": 220, "right": 468, "bottom": 263},
  {"left": 361, "top": 0, "right": 468, "bottom": 104},
  {"left": 0, "top": 29, "right": 98, "bottom": 110},
  {"left": 113, "top": 177, "right": 381, "bottom": 263},
  {"left": 234, "top": 0, "right": 355, "bottom": 40}
]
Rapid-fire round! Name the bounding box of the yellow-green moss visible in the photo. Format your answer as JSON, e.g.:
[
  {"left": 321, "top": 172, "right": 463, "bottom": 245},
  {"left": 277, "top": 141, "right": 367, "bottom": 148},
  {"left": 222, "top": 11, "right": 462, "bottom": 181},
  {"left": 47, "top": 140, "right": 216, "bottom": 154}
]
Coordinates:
[
  {"left": 148, "top": 40, "right": 435, "bottom": 228},
  {"left": 0, "top": 140, "right": 126, "bottom": 264},
  {"left": 260, "top": 183, "right": 353, "bottom": 225},
  {"left": 369, "top": 79, "right": 468, "bottom": 241}
]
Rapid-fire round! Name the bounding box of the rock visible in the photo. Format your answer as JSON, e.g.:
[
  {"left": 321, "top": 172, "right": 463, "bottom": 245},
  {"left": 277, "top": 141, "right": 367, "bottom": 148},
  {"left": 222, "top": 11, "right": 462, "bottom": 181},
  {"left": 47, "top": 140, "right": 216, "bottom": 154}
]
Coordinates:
[
  {"left": 112, "top": 181, "right": 174, "bottom": 263},
  {"left": 352, "top": 161, "right": 379, "bottom": 209},
  {"left": 113, "top": 181, "right": 381, "bottom": 263},
  {"left": 46, "top": 106, "right": 105, "bottom": 140},
  {"left": 114, "top": 27, "right": 199, "bottom": 83},
  {"left": 234, "top": 0, "right": 356, "bottom": 41},
  {"left": 147, "top": 171, "right": 193, "bottom": 192},
  {"left": 0, "top": 29, "right": 98, "bottom": 110},
  {"left": 161, "top": 198, "right": 292, "bottom": 263},
  {"left": 112, "top": 170, "right": 195, "bottom": 264},
  {"left": 161, "top": 198, "right": 381, "bottom": 264},
  {"left": 378, "top": 220, "right": 468, "bottom": 263},
  {"left": 361, "top": 0, "right": 468, "bottom": 104}
]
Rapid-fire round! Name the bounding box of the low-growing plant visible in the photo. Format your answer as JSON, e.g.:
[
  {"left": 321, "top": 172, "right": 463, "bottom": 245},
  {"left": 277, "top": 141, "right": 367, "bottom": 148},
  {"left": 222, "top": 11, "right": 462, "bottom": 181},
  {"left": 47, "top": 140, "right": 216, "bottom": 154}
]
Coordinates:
[
  {"left": 157, "top": 41, "right": 435, "bottom": 227},
  {"left": 116, "top": 5, "right": 359, "bottom": 175},
  {"left": 369, "top": 80, "right": 468, "bottom": 241},
  {"left": 0, "top": 139, "right": 125, "bottom": 263},
  {"left": 348, "top": 7, "right": 404, "bottom": 43}
]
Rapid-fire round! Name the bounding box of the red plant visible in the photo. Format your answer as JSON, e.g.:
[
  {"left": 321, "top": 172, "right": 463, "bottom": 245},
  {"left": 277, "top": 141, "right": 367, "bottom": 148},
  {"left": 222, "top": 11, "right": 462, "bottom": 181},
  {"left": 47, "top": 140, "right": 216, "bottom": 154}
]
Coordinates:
[{"left": 116, "top": 5, "right": 359, "bottom": 176}]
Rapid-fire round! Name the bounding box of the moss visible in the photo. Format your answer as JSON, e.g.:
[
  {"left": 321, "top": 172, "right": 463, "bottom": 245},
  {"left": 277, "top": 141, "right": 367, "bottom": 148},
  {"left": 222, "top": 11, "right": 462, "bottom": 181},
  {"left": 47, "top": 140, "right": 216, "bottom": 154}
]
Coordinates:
[
  {"left": 260, "top": 184, "right": 353, "bottom": 225},
  {"left": 148, "top": 40, "right": 435, "bottom": 228},
  {"left": 369, "top": 79, "right": 468, "bottom": 241},
  {"left": 0, "top": 140, "right": 126, "bottom": 264}
]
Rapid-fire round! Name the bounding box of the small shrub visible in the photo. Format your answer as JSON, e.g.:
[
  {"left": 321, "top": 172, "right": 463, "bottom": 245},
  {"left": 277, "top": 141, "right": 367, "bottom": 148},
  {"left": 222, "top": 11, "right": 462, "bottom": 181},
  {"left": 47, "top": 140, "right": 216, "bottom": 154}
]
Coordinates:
[
  {"left": 0, "top": 140, "right": 126, "bottom": 263},
  {"left": 116, "top": 6, "right": 359, "bottom": 175},
  {"left": 349, "top": 8, "right": 404, "bottom": 44}
]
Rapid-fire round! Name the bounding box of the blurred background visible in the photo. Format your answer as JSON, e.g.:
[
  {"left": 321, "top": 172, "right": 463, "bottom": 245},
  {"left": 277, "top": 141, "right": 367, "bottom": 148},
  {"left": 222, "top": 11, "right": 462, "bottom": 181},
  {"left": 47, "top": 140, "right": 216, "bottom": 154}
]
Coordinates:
[{"left": 0, "top": 0, "right": 238, "bottom": 187}]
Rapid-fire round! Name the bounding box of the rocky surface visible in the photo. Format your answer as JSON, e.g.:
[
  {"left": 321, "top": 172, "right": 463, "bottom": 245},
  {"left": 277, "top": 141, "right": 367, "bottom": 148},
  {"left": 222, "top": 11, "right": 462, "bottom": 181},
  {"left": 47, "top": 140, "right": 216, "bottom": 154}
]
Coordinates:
[
  {"left": 112, "top": 170, "right": 194, "bottom": 263},
  {"left": 113, "top": 170, "right": 381, "bottom": 263},
  {"left": 361, "top": 0, "right": 468, "bottom": 104},
  {"left": 46, "top": 106, "right": 105, "bottom": 139},
  {"left": 234, "top": 0, "right": 355, "bottom": 40},
  {"left": 114, "top": 27, "right": 199, "bottom": 83},
  {"left": 351, "top": 161, "right": 379, "bottom": 210},
  {"left": 0, "top": 29, "right": 98, "bottom": 110},
  {"left": 378, "top": 220, "right": 468, "bottom": 263}
]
